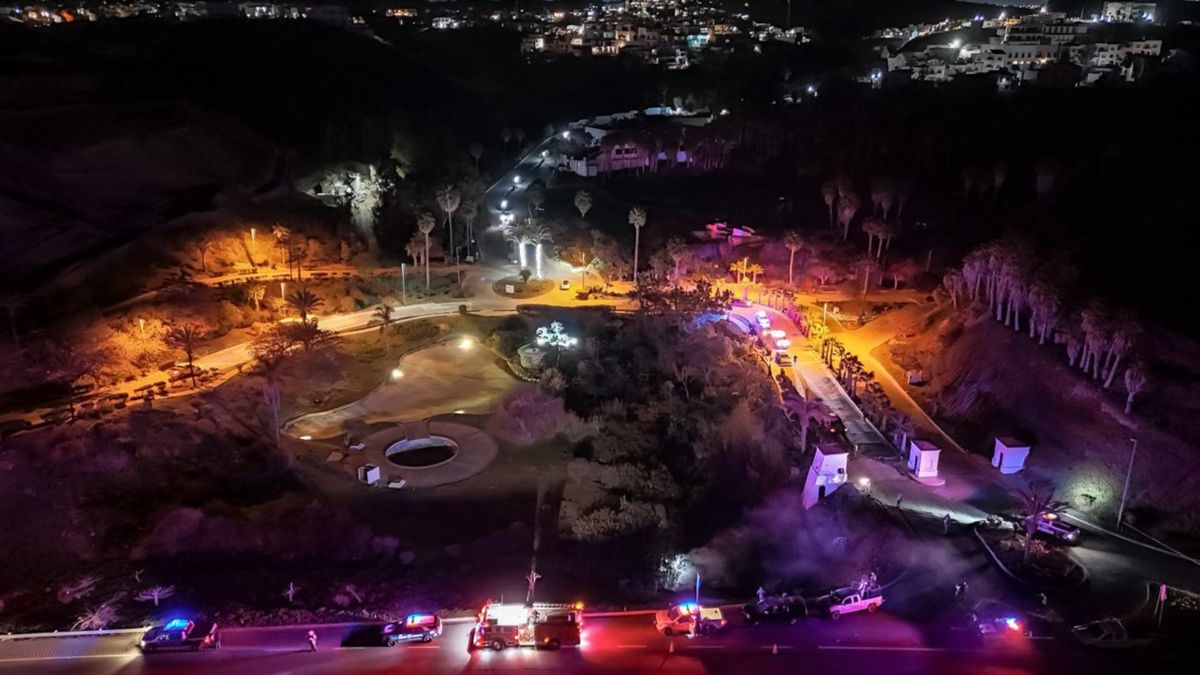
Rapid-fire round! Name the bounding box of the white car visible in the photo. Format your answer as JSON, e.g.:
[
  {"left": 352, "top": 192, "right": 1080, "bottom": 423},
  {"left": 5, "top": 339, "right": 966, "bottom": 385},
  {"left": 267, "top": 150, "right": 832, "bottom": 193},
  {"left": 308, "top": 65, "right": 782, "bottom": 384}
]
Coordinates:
[
  {"left": 828, "top": 589, "right": 883, "bottom": 619},
  {"left": 1072, "top": 619, "right": 1151, "bottom": 649},
  {"left": 654, "top": 603, "right": 726, "bottom": 635},
  {"left": 1034, "top": 512, "right": 1081, "bottom": 544},
  {"left": 559, "top": 280, "right": 571, "bottom": 291}
]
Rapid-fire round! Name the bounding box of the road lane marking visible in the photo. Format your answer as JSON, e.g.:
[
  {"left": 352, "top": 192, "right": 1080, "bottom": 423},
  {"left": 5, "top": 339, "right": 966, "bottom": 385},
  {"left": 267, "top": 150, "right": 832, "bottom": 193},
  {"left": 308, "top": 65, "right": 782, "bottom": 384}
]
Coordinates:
[
  {"left": 0, "top": 653, "right": 134, "bottom": 664},
  {"left": 616, "top": 645, "right": 647, "bottom": 649},
  {"left": 819, "top": 645, "right": 961, "bottom": 652},
  {"left": 683, "top": 645, "right": 725, "bottom": 649},
  {"left": 761, "top": 645, "right": 795, "bottom": 649},
  {"left": 409, "top": 645, "right": 441, "bottom": 649}
]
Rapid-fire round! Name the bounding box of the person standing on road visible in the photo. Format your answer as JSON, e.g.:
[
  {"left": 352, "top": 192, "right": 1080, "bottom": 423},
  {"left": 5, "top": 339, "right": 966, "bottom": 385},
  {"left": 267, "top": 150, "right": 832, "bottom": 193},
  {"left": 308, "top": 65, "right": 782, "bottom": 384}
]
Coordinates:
[
  {"left": 896, "top": 494, "right": 904, "bottom": 509},
  {"left": 306, "top": 630, "right": 318, "bottom": 652},
  {"left": 756, "top": 586, "right": 766, "bottom": 604},
  {"left": 943, "top": 513, "right": 952, "bottom": 535}
]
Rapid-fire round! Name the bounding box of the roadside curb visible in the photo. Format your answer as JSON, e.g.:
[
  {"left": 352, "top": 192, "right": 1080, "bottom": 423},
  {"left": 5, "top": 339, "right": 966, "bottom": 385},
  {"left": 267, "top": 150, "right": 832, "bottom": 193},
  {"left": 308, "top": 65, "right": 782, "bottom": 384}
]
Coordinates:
[{"left": 1063, "top": 512, "right": 1200, "bottom": 568}]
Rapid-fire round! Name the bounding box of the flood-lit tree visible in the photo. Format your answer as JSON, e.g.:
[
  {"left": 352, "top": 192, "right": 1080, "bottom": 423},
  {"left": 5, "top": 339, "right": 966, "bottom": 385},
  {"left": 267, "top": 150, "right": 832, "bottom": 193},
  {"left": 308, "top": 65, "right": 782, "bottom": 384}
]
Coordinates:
[
  {"left": 135, "top": 585, "right": 176, "bottom": 607},
  {"left": 374, "top": 304, "right": 394, "bottom": 355},
  {"left": 837, "top": 192, "right": 861, "bottom": 241},
  {"left": 418, "top": 212, "right": 436, "bottom": 289},
  {"left": 1124, "top": 361, "right": 1149, "bottom": 414},
  {"left": 469, "top": 142, "right": 484, "bottom": 169},
  {"left": 166, "top": 321, "right": 209, "bottom": 388},
  {"left": 286, "top": 286, "right": 323, "bottom": 325},
  {"left": 193, "top": 235, "right": 214, "bottom": 274},
  {"left": 783, "top": 392, "right": 829, "bottom": 454},
  {"left": 1019, "top": 482, "right": 1066, "bottom": 564},
  {"left": 783, "top": 231, "right": 806, "bottom": 286},
  {"left": 436, "top": 185, "right": 462, "bottom": 286},
  {"left": 942, "top": 269, "right": 965, "bottom": 309},
  {"left": 248, "top": 284, "right": 266, "bottom": 312},
  {"left": 1103, "top": 313, "right": 1140, "bottom": 389},
  {"left": 862, "top": 217, "right": 886, "bottom": 257},
  {"left": 887, "top": 258, "right": 922, "bottom": 289},
  {"left": 665, "top": 237, "right": 689, "bottom": 285},
  {"left": 629, "top": 207, "right": 647, "bottom": 282}
]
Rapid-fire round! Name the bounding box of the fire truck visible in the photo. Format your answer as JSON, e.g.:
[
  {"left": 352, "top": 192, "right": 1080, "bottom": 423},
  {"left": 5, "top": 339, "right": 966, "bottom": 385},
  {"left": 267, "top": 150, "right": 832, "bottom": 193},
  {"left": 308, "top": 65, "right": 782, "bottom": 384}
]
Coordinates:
[{"left": 471, "top": 601, "right": 584, "bottom": 651}]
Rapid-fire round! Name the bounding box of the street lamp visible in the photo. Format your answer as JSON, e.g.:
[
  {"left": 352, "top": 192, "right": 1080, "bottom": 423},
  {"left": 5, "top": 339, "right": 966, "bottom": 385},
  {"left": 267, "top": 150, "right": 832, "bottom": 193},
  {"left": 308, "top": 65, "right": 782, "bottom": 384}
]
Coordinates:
[
  {"left": 501, "top": 199, "right": 509, "bottom": 210},
  {"left": 250, "top": 227, "right": 257, "bottom": 260},
  {"left": 459, "top": 337, "right": 474, "bottom": 351},
  {"left": 1117, "top": 437, "right": 1139, "bottom": 528},
  {"left": 391, "top": 368, "right": 404, "bottom": 380},
  {"left": 513, "top": 174, "right": 521, "bottom": 185},
  {"left": 562, "top": 131, "right": 570, "bottom": 140}
]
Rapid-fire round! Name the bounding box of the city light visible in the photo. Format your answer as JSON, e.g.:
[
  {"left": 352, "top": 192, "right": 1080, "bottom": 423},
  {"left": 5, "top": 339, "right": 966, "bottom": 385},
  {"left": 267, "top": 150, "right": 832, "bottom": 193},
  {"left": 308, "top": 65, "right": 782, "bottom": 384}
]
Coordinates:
[
  {"left": 500, "top": 199, "right": 508, "bottom": 210},
  {"left": 858, "top": 477, "right": 871, "bottom": 489},
  {"left": 299, "top": 435, "right": 312, "bottom": 441},
  {"left": 562, "top": 131, "right": 570, "bottom": 139},
  {"left": 459, "top": 337, "right": 474, "bottom": 350},
  {"left": 513, "top": 174, "right": 521, "bottom": 184},
  {"left": 391, "top": 368, "right": 404, "bottom": 380}
]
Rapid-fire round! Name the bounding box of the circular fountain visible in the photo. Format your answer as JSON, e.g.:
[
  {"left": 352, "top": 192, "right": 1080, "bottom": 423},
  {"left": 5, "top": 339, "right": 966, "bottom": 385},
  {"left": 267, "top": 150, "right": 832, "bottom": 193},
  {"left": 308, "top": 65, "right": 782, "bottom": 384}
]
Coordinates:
[{"left": 383, "top": 435, "right": 460, "bottom": 469}]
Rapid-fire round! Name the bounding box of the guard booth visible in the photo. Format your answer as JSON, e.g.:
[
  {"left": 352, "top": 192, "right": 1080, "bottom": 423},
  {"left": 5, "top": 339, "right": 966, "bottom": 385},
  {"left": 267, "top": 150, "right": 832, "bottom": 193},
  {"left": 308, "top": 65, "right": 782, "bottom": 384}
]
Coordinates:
[
  {"left": 907, "top": 439, "right": 941, "bottom": 479},
  {"left": 992, "top": 437, "right": 1031, "bottom": 474},
  {"left": 803, "top": 444, "right": 849, "bottom": 509}
]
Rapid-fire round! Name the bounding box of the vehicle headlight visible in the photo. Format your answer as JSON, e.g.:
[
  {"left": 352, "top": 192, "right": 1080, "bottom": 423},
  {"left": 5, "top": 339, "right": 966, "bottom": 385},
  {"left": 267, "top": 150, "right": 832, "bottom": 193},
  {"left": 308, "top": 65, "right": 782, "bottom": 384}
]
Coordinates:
[{"left": 139, "top": 640, "right": 146, "bottom": 648}]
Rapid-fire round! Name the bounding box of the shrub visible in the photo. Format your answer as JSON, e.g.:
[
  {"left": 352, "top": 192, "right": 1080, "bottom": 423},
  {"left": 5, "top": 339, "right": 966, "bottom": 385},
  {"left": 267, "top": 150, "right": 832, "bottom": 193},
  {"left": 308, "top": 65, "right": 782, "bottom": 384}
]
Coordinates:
[{"left": 570, "top": 499, "right": 665, "bottom": 542}]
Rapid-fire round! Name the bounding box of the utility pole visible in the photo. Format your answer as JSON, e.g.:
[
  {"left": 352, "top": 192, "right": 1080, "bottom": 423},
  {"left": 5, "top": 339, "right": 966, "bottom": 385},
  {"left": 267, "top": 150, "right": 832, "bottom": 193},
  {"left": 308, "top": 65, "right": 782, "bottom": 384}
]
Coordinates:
[
  {"left": 1116, "top": 437, "right": 1138, "bottom": 528},
  {"left": 400, "top": 263, "right": 407, "bottom": 305},
  {"left": 785, "top": 0, "right": 792, "bottom": 29}
]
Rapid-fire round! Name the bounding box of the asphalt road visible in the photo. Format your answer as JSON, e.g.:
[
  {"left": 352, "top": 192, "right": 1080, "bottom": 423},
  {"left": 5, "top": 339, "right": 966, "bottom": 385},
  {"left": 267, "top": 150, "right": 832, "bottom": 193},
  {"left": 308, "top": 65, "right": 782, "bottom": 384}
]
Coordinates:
[{"left": 3, "top": 610, "right": 1196, "bottom": 674}]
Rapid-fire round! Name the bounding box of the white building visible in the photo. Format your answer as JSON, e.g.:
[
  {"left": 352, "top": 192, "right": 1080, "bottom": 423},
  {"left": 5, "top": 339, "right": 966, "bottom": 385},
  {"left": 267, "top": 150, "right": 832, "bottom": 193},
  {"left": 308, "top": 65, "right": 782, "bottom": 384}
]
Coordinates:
[
  {"left": 1101, "top": 2, "right": 1156, "bottom": 23},
  {"left": 907, "top": 439, "right": 942, "bottom": 479},
  {"left": 802, "top": 444, "right": 848, "bottom": 509}
]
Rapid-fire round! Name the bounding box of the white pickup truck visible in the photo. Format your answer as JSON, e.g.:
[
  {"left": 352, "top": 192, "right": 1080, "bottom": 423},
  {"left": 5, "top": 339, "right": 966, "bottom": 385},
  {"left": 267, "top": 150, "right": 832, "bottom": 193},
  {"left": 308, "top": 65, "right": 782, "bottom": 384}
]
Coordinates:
[
  {"left": 828, "top": 588, "right": 884, "bottom": 619},
  {"left": 654, "top": 603, "right": 727, "bottom": 635}
]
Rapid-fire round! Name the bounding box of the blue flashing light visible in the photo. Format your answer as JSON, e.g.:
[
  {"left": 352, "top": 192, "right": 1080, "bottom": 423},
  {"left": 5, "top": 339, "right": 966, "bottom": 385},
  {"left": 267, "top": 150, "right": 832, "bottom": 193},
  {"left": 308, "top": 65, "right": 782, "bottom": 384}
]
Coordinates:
[
  {"left": 164, "top": 618, "right": 190, "bottom": 631},
  {"left": 1004, "top": 617, "right": 1021, "bottom": 631}
]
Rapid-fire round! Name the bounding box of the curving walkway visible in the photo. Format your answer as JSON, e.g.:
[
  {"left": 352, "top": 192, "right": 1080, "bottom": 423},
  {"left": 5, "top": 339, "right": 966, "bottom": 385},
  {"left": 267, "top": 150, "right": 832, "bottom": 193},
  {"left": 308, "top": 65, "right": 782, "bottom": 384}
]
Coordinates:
[{"left": 283, "top": 340, "right": 516, "bottom": 439}]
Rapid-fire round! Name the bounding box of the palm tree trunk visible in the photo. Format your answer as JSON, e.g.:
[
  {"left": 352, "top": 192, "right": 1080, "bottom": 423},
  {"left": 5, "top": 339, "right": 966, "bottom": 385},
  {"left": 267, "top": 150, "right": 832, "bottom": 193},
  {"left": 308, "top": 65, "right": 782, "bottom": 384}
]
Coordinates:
[
  {"left": 424, "top": 234, "right": 431, "bottom": 289},
  {"left": 633, "top": 228, "right": 641, "bottom": 282},
  {"left": 788, "top": 250, "right": 795, "bottom": 286},
  {"left": 1104, "top": 354, "right": 1123, "bottom": 389}
]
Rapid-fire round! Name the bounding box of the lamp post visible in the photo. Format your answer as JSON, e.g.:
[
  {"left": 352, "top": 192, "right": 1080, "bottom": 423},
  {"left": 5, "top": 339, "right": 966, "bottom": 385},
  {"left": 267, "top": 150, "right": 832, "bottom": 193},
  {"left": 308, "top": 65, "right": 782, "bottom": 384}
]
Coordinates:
[
  {"left": 138, "top": 318, "right": 146, "bottom": 338},
  {"left": 400, "top": 263, "right": 407, "bottom": 305},
  {"left": 1116, "top": 437, "right": 1138, "bottom": 528},
  {"left": 250, "top": 227, "right": 256, "bottom": 261}
]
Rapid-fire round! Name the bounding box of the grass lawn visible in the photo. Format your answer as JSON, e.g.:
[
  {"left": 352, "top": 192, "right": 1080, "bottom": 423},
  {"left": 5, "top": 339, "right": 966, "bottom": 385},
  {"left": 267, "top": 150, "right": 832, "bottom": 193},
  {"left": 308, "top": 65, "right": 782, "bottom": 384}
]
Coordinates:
[{"left": 492, "top": 276, "right": 554, "bottom": 298}]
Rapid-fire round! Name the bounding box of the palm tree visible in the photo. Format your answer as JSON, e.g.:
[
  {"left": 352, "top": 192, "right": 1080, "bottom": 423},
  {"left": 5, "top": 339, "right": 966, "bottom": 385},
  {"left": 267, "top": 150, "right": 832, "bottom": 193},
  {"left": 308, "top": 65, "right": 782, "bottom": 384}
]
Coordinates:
[
  {"left": 837, "top": 192, "right": 861, "bottom": 241},
  {"left": 248, "top": 284, "right": 265, "bottom": 312},
  {"left": 574, "top": 190, "right": 593, "bottom": 221},
  {"left": 418, "top": 212, "right": 436, "bottom": 289},
  {"left": 1019, "top": 483, "right": 1066, "bottom": 564},
  {"left": 436, "top": 185, "right": 462, "bottom": 286},
  {"left": 1124, "top": 361, "right": 1148, "bottom": 414},
  {"left": 854, "top": 256, "right": 877, "bottom": 296},
  {"left": 784, "top": 393, "right": 830, "bottom": 454},
  {"left": 469, "top": 142, "right": 484, "bottom": 169},
  {"left": 373, "top": 304, "right": 394, "bottom": 355},
  {"left": 500, "top": 127, "right": 512, "bottom": 153},
  {"left": 628, "top": 207, "right": 647, "bottom": 282},
  {"left": 194, "top": 235, "right": 214, "bottom": 274},
  {"left": 166, "top": 321, "right": 208, "bottom": 388},
  {"left": 862, "top": 217, "right": 885, "bottom": 257},
  {"left": 783, "top": 231, "right": 805, "bottom": 286},
  {"left": 888, "top": 411, "right": 916, "bottom": 452},
  {"left": 1103, "top": 314, "right": 1140, "bottom": 389},
  {"left": 271, "top": 225, "right": 290, "bottom": 265},
  {"left": 286, "top": 286, "right": 323, "bottom": 325},
  {"left": 0, "top": 292, "right": 25, "bottom": 349},
  {"left": 746, "top": 263, "right": 764, "bottom": 284},
  {"left": 820, "top": 180, "right": 837, "bottom": 228}
]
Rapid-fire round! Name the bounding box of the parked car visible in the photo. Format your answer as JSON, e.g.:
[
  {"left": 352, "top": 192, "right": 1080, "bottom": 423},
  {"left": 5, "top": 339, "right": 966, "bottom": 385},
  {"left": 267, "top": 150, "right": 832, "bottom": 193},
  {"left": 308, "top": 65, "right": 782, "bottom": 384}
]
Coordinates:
[
  {"left": 827, "top": 587, "right": 883, "bottom": 619},
  {"left": 380, "top": 614, "right": 442, "bottom": 645},
  {"left": 774, "top": 351, "right": 794, "bottom": 366},
  {"left": 559, "top": 280, "right": 571, "bottom": 291},
  {"left": 654, "top": 602, "right": 727, "bottom": 635},
  {"left": 743, "top": 596, "right": 808, "bottom": 625},
  {"left": 1034, "top": 512, "right": 1081, "bottom": 544},
  {"left": 139, "top": 618, "right": 221, "bottom": 653},
  {"left": 1072, "top": 618, "right": 1151, "bottom": 649}
]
